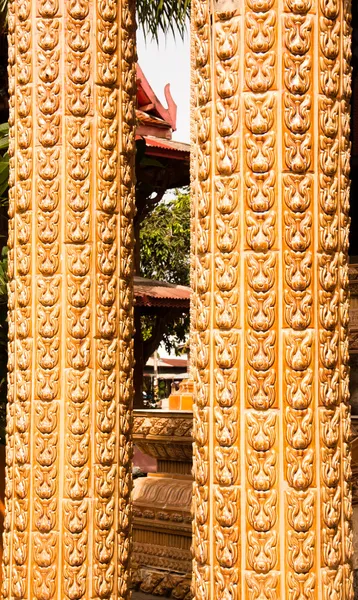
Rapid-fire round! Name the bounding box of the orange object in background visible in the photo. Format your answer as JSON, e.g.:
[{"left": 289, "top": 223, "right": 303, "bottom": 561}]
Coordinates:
[{"left": 168, "top": 380, "right": 193, "bottom": 411}]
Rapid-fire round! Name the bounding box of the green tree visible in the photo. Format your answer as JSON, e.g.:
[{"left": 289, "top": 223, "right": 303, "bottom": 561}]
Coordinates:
[
  {"left": 140, "top": 190, "right": 190, "bottom": 287},
  {"left": 137, "top": 0, "right": 189, "bottom": 39},
  {"left": 0, "top": 123, "right": 9, "bottom": 201}
]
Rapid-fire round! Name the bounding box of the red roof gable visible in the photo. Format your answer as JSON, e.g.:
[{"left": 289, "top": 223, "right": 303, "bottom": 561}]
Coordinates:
[
  {"left": 136, "top": 64, "right": 177, "bottom": 133},
  {"left": 135, "top": 66, "right": 189, "bottom": 171}
]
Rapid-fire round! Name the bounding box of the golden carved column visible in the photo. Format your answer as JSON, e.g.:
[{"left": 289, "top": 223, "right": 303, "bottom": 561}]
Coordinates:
[
  {"left": 191, "top": 0, "right": 353, "bottom": 598},
  {"left": 4, "top": 0, "right": 136, "bottom": 598}
]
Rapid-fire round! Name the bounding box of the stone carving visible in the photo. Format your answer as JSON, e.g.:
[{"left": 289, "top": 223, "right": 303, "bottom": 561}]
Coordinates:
[
  {"left": 132, "top": 568, "right": 192, "bottom": 600},
  {"left": 4, "top": 0, "right": 136, "bottom": 598},
  {"left": 133, "top": 543, "right": 192, "bottom": 575},
  {"left": 191, "top": 1, "right": 353, "bottom": 599},
  {"left": 5, "top": 0, "right": 356, "bottom": 596},
  {"left": 132, "top": 410, "right": 193, "bottom": 599},
  {"left": 133, "top": 478, "right": 193, "bottom": 525},
  {"left": 134, "top": 412, "right": 193, "bottom": 462},
  {"left": 349, "top": 267, "right": 358, "bottom": 360},
  {"left": 134, "top": 415, "right": 193, "bottom": 438},
  {"left": 350, "top": 418, "right": 358, "bottom": 509}
]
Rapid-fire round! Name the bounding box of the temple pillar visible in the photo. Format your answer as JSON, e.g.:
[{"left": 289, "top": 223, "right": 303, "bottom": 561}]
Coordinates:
[
  {"left": 4, "top": 0, "right": 136, "bottom": 598},
  {"left": 191, "top": 0, "right": 354, "bottom": 599}
]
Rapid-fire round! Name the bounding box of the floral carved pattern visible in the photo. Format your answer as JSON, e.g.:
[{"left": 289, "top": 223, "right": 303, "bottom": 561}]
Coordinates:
[
  {"left": 4, "top": 0, "right": 136, "bottom": 598},
  {"left": 4, "top": 0, "right": 356, "bottom": 597},
  {"left": 191, "top": 1, "right": 353, "bottom": 599}
]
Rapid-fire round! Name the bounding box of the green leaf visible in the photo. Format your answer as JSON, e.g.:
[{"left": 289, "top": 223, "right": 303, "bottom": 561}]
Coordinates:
[
  {"left": 0, "top": 154, "right": 9, "bottom": 198},
  {"left": 140, "top": 156, "right": 165, "bottom": 168},
  {"left": 136, "top": 0, "right": 190, "bottom": 40},
  {"left": 139, "top": 189, "right": 190, "bottom": 355},
  {"left": 0, "top": 136, "right": 9, "bottom": 151},
  {"left": 0, "top": 165, "right": 9, "bottom": 180},
  {"left": 140, "top": 193, "right": 190, "bottom": 276}
]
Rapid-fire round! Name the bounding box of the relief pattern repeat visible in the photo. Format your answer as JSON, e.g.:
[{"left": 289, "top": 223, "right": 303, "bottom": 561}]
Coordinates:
[
  {"left": 4, "top": 0, "right": 136, "bottom": 597},
  {"left": 191, "top": 0, "right": 354, "bottom": 598},
  {"left": 4, "top": 0, "right": 356, "bottom": 598}
]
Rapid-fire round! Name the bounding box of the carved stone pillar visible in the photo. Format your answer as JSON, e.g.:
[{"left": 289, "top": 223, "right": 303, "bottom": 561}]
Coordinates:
[
  {"left": 4, "top": 0, "right": 136, "bottom": 598},
  {"left": 191, "top": 1, "right": 353, "bottom": 599}
]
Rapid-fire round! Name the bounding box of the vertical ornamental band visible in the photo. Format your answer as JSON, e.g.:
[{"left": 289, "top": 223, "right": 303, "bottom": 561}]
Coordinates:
[
  {"left": 3, "top": 0, "right": 136, "bottom": 598},
  {"left": 190, "top": 1, "right": 353, "bottom": 599}
]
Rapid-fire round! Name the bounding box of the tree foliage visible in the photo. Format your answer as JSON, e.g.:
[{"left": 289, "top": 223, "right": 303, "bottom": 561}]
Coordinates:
[
  {"left": 137, "top": 0, "right": 190, "bottom": 39},
  {"left": 140, "top": 190, "right": 190, "bottom": 286},
  {"left": 140, "top": 191, "right": 190, "bottom": 356}
]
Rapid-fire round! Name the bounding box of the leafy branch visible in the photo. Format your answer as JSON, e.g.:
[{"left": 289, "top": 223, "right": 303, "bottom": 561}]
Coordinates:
[
  {"left": 137, "top": 0, "right": 190, "bottom": 40},
  {"left": 140, "top": 191, "right": 190, "bottom": 357}
]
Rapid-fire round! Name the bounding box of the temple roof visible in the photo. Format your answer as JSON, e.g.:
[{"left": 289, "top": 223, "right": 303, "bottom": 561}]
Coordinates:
[
  {"left": 136, "top": 64, "right": 177, "bottom": 138},
  {"left": 145, "top": 356, "right": 187, "bottom": 369},
  {"left": 134, "top": 276, "right": 190, "bottom": 309},
  {"left": 142, "top": 135, "right": 190, "bottom": 160},
  {"left": 135, "top": 65, "right": 190, "bottom": 168}
]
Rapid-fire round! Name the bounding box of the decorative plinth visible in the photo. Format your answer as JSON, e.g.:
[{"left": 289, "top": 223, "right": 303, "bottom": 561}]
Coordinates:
[{"left": 131, "top": 410, "right": 193, "bottom": 599}]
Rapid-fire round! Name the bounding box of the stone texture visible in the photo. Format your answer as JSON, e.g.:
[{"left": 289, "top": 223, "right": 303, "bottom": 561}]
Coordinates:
[
  {"left": 131, "top": 410, "right": 193, "bottom": 600},
  {"left": 4, "top": 0, "right": 136, "bottom": 597},
  {"left": 190, "top": 0, "right": 354, "bottom": 598}
]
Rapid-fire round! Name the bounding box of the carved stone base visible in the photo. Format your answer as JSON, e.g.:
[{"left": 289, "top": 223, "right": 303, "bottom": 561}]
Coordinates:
[
  {"left": 132, "top": 475, "right": 192, "bottom": 578},
  {"left": 354, "top": 570, "right": 358, "bottom": 600},
  {"left": 132, "top": 410, "right": 193, "bottom": 598},
  {"left": 131, "top": 567, "right": 192, "bottom": 600},
  {"left": 132, "top": 537, "right": 191, "bottom": 575}
]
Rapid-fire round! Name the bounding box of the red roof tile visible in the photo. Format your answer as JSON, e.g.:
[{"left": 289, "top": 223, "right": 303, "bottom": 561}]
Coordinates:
[
  {"left": 134, "top": 276, "right": 190, "bottom": 308},
  {"left": 160, "top": 357, "right": 188, "bottom": 368},
  {"left": 143, "top": 136, "right": 190, "bottom": 154}
]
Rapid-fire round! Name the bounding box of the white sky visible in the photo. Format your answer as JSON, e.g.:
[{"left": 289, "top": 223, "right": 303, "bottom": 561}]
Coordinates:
[{"left": 137, "top": 28, "right": 190, "bottom": 144}]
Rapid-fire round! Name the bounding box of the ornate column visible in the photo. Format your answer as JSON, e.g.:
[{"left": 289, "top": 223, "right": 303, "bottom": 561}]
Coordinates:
[
  {"left": 4, "top": 0, "right": 136, "bottom": 598},
  {"left": 191, "top": 0, "right": 353, "bottom": 599}
]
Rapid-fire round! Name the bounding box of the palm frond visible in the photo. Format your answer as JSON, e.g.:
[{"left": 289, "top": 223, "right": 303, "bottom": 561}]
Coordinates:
[
  {"left": 0, "top": 0, "right": 7, "bottom": 30},
  {"left": 137, "top": 0, "right": 190, "bottom": 40}
]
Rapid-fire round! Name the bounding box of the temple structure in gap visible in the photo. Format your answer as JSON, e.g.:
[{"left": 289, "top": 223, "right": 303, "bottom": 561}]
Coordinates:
[
  {"left": 4, "top": 0, "right": 358, "bottom": 600},
  {"left": 133, "top": 65, "right": 190, "bottom": 408}
]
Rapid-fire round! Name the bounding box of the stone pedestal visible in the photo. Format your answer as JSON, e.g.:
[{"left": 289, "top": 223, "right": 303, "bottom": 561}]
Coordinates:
[{"left": 131, "top": 410, "right": 193, "bottom": 599}]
